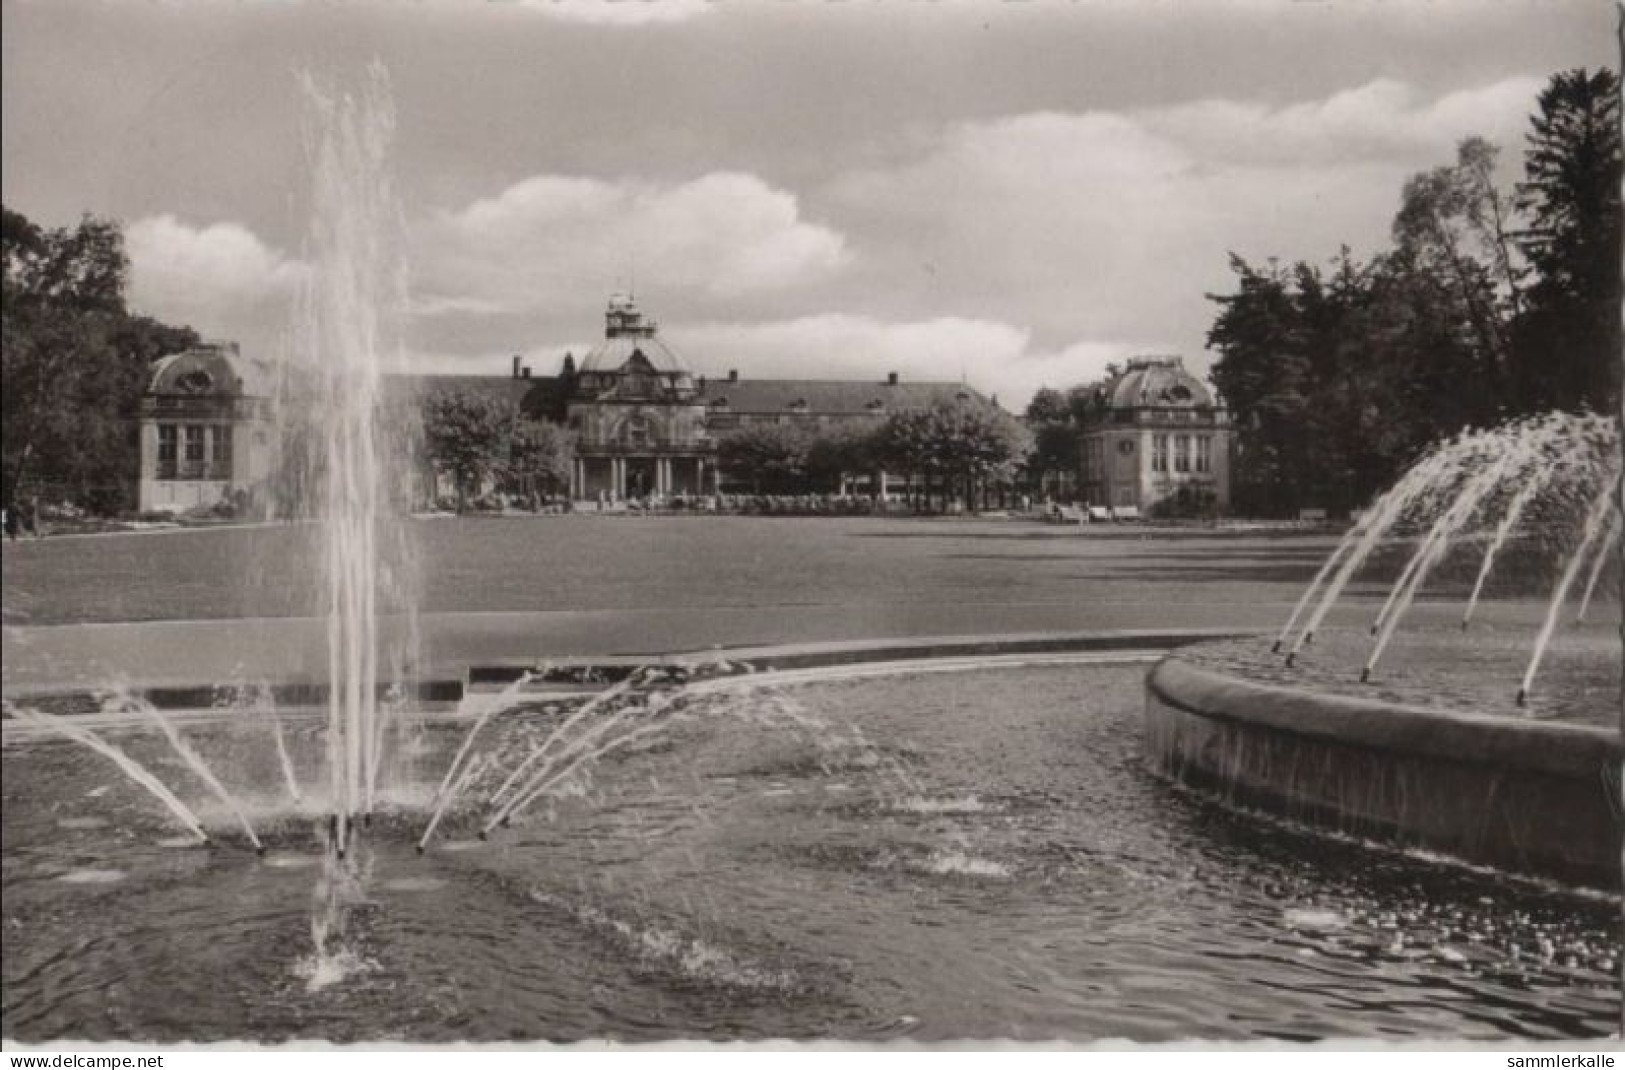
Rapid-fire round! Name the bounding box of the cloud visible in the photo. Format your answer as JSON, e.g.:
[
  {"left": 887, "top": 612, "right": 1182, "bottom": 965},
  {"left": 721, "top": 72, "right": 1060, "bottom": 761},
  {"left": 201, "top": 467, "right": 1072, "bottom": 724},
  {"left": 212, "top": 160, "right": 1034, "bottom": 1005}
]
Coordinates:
[
  {"left": 512, "top": 0, "right": 716, "bottom": 25},
  {"left": 824, "top": 76, "right": 1541, "bottom": 389},
  {"left": 415, "top": 171, "right": 847, "bottom": 316},
  {"left": 1140, "top": 76, "right": 1543, "bottom": 168},
  {"left": 126, "top": 215, "right": 303, "bottom": 332}
]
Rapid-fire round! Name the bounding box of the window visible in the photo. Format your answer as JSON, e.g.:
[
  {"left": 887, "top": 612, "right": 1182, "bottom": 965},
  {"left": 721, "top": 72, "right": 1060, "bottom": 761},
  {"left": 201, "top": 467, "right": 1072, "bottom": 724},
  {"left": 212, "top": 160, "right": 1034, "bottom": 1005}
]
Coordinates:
[
  {"left": 212, "top": 425, "right": 233, "bottom": 478},
  {"left": 1196, "top": 435, "right": 1213, "bottom": 473},
  {"left": 1174, "top": 434, "right": 1191, "bottom": 473},
  {"left": 184, "top": 425, "right": 206, "bottom": 478},
  {"left": 1152, "top": 434, "right": 1168, "bottom": 473},
  {"left": 158, "top": 425, "right": 178, "bottom": 480}
]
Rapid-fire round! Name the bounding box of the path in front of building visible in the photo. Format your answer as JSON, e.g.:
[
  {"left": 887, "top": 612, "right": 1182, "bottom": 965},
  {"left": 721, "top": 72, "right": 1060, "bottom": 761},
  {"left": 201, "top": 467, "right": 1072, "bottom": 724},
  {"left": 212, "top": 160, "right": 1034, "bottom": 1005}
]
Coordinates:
[{"left": 0, "top": 514, "right": 1517, "bottom": 694}]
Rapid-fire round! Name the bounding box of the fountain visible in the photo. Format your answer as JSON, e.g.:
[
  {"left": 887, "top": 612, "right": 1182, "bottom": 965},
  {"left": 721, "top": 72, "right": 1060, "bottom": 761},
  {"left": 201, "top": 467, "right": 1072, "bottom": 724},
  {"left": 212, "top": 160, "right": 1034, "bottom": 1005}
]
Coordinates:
[
  {"left": 1147, "top": 410, "right": 1622, "bottom": 888},
  {"left": 2, "top": 71, "right": 1619, "bottom": 1042}
]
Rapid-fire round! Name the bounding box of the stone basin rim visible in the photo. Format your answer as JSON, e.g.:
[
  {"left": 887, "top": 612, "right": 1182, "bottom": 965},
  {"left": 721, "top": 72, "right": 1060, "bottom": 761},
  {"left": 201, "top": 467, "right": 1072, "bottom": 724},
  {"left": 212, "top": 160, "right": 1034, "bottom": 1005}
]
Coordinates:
[
  {"left": 1147, "top": 654, "right": 1620, "bottom": 780},
  {"left": 2, "top": 627, "right": 1252, "bottom": 713}
]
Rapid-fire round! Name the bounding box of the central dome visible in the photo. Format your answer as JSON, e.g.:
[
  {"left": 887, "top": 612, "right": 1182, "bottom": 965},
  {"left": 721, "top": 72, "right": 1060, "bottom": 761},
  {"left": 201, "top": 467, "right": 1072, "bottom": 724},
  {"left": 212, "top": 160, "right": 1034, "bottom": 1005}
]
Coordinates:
[
  {"left": 1105, "top": 357, "right": 1213, "bottom": 410},
  {"left": 579, "top": 294, "right": 688, "bottom": 375}
]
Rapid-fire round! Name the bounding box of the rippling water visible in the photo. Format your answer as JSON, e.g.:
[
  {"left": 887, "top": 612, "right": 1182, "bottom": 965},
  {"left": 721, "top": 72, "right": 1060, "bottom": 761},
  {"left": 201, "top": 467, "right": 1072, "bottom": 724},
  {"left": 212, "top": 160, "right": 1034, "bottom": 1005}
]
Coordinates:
[{"left": 1, "top": 664, "right": 1616, "bottom": 1042}]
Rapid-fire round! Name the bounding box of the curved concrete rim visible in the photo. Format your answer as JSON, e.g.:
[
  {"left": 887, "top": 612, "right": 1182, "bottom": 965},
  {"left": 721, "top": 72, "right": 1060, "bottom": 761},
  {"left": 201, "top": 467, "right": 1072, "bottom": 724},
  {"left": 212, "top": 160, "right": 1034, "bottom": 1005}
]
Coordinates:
[
  {"left": 3, "top": 628, "right": 1250, "bottom": 713},
  {"left": 1147, "top": 656, "right": 1620, "bottom": 779}
]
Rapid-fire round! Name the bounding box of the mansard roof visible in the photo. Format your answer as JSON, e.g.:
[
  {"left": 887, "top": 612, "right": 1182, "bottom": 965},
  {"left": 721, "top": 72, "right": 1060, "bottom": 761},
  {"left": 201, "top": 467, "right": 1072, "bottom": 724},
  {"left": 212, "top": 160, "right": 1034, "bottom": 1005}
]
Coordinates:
[
  {"left": 696, "top": 378, "right": 992, "bottom": 416},
  {"left": 148, "top": 342, "right": 270, "bottom": 398},
  {"left": 1102, "top": 357, "right": 1214, "bottom": 410}
]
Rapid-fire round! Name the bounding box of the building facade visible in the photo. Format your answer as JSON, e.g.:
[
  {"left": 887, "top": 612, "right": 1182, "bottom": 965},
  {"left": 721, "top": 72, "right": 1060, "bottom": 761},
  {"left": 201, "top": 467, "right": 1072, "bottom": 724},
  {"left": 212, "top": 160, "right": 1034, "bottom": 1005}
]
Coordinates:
[
  {"left": 1077, "top": 357, "right": 1233, "bottom": 515},
  {"left": 137, "top": 342, "right": 276, "bottom": 513},
  {"left": 555, "top": 294, "right": 994, "bottom": 501},
  {"left": 565, "top": 294, "right": 714, "bottom": 500},
  {"left": 138, "top": 296, "right": 1004, "bottom": 510}
]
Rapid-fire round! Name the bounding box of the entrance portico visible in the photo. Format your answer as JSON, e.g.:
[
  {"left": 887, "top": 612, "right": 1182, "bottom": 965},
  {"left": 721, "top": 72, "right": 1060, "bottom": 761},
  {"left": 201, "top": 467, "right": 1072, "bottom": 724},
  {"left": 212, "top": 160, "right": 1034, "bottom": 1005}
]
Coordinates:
[{"left": 571, "top": 451, "right": 714, "bottom": 501}]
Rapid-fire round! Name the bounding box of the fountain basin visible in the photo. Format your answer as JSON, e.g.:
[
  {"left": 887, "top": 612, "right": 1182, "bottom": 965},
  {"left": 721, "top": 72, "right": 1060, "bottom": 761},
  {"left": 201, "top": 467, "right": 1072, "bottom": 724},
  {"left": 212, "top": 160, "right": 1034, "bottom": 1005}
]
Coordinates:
[
  {"left": 1144, "top": 653, "right": 1622, "bottom": 890},
  {"left": 5, "top": 659, "right": 1618, "bottom": 1042}
]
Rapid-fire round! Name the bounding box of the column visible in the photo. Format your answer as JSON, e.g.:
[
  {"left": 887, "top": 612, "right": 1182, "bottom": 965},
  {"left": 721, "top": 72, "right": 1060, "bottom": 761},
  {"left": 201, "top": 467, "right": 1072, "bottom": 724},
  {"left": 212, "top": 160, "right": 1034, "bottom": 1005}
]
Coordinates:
[
  {"left": 613, "top": 457, "right": 625, "bottom": 500},
  {"left": 658, "top": 457, "right": 671, "bottom": 496}
]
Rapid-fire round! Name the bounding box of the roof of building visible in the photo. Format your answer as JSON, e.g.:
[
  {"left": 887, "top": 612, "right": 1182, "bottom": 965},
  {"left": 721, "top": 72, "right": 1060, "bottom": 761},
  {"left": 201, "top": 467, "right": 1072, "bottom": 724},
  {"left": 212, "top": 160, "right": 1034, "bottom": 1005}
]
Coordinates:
[
  {"left": 385, "top": 373, "right": 993, "bottom": 417},
  {"left": 1102, "top": 357, "right": 1214, "bottom": 410},
  {"left": 696, "top": 378, "right": 991, "bottom": 415},
  {"left": 577, "top": 334, "right": 689, "bottom": 376},
  {"left": 577, "top": 294, "right": 690, "bottom": 375},
  {"left": 148, "top": 342, "right": 271, "bottom": 397}
]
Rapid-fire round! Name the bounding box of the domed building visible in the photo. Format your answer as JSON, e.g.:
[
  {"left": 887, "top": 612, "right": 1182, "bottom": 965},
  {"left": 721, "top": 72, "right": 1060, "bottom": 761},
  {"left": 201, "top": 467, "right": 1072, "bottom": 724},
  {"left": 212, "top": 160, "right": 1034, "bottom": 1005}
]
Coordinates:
[
  {"left": 546, "top": 294, "right": 995, "bottom": 501},
  {"left": 137, "top": 342, "right": 275, "bottom": 513},
  {"left": 565, "top": 293, "right": 713, "bottom": 499},
  {"left": 1077, "top": 357, "right": 1232, "bottom": 516}
]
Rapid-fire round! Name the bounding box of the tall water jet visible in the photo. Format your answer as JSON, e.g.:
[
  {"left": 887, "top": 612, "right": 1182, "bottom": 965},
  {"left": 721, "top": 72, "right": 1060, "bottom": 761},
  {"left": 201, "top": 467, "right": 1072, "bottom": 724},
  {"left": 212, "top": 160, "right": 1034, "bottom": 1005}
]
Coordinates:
[{"left": 278, "top": 64, "right": 420, "bottom": 851}]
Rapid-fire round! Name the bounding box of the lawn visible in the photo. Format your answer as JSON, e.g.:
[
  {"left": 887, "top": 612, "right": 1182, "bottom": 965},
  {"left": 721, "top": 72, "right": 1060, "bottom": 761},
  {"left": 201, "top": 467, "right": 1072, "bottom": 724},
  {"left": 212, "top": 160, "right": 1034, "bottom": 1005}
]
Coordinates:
[{"left": 1, "top": 514, "right": 1337, "bottom": 628}]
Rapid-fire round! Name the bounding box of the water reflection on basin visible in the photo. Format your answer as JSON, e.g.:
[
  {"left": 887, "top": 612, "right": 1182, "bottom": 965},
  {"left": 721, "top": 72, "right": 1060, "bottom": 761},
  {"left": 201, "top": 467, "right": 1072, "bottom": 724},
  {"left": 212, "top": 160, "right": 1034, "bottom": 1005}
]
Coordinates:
[{"left": 1, "top": 664, "right": 1615, "bottom": 1043}]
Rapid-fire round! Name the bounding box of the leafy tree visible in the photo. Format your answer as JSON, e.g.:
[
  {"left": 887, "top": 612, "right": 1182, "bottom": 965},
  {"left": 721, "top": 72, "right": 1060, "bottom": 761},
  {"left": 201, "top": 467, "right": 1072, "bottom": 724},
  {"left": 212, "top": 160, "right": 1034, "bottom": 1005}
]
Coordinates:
[
  {"left": 716, "top": 421, "right": 810, "bottom": 494},
  {"left": 874, "top": 400, "right": 1031, "bottom": 511},
  {"left": 1024, "top": 387, "right": 1071, "bottom": 425},
  {"left": 503, "top": 417, "right": 575, "bottom": 508},
  {"left": 804, "top": 421, "right": 879, "bottom": 494},
  {"left": 422, "top": 391, "right": 517, "bottom": 511},
  {"left": 1512, "top": 67, "right": 1622, "bottom": 413},
  {"left": 1392, "top": 137, "right": 1522, "bottom": 392},
  {"left": 1028, "top": 422, "right": 1080, "bottom": 491},
  {"left": 1, "top": 206, "right": 198, "bottom": 515}
]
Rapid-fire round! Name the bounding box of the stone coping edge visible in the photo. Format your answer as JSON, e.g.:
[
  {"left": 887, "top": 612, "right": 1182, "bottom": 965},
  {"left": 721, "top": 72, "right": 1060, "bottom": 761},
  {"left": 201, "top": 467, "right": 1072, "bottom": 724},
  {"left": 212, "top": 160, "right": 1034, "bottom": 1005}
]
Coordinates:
[
  {"left": 1147, "top": 656, "right": 1621, "bottom": 780},
  {"left": 464, "top": 629, "right": 1253, "bottom": 685},
  {"left": 4, "top": 630, "right": 1251, "bottom": 713}
]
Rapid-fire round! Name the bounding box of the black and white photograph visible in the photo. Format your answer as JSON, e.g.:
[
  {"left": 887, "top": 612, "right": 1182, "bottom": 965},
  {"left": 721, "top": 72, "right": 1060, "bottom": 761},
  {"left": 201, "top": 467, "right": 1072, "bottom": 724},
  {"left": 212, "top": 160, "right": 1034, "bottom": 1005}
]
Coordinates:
[{"left": 1, "top": 0, "right": 1620, "bottom": 1051}]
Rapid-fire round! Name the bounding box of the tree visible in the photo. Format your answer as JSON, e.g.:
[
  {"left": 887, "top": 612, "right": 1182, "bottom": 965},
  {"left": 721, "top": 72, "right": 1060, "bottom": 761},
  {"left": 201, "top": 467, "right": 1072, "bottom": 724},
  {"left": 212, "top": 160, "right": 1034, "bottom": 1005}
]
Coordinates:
[
  {"left": 422, "top": 391, "right": 516, "bottom": 511},
  {"left": 503, "top": 417, "right": 575, "bottom": 508},
  {"left": 874, "top": 400, "right": 1031, "bottom": 512},
  {"left": 1512, "top": 67, "right": 1622, "bottom": 413},
  {"left": 1024, "top": 387, "right": 1071, "bottom": 425},
  {"left": 1392, "top": 137, "right": 1522, "bottom": 397},
  {"left": 805, "top": 421, "right": 879, "bottom": 494},
  {"left": 1, "top": 206, "right": 198, "bottom": 515},
  {"left": 716, "top": 421, "right": 810, "bottom": 494}
]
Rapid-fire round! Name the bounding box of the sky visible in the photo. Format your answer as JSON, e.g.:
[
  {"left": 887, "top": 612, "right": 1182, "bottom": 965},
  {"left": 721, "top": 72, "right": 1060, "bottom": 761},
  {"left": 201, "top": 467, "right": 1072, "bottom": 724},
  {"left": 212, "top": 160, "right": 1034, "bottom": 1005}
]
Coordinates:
[{"left": 1, "top": 0, "right": 1614, "bottom": 409}]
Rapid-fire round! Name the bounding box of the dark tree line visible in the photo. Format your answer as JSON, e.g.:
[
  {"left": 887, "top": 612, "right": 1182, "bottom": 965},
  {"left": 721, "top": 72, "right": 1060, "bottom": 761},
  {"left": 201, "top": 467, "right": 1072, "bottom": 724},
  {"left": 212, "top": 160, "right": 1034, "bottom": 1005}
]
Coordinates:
[
  {"left": 716, "top": 400, "right": 1032, "bottom": 511},
  {"left": 1207, "top": 68, "right": 1621, "bottom": 516},
  {"left": 2, "top": 207, "right": 200, "bottom": 515}
]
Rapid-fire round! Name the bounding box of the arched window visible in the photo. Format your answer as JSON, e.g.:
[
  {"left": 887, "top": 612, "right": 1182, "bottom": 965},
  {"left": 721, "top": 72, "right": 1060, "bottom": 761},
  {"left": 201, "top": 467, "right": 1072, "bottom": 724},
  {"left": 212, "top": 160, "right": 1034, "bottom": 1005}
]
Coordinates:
[{"left": 621, "top": 414, "right": 653, "bottom": 448}]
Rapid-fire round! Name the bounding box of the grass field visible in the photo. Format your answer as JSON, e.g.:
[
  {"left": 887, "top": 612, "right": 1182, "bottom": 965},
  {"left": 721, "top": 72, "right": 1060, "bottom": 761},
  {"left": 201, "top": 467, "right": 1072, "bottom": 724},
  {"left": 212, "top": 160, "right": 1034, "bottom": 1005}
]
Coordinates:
[{"left": 1, "top": 515, "right": 1339, "bottom": 628}]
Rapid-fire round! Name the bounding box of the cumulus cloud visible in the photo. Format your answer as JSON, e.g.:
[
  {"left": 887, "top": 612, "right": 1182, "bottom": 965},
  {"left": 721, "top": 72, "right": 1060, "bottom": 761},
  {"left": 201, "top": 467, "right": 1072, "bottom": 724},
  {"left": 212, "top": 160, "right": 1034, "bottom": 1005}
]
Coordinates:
[
  {"left": 1140, "top": 76, "right": 1543, "bottom": 167},
  {"left": 126, "top": 215, "right": 303, "bottom": 333},
  {"left": 825, "top": 75, "right": 1540, "bottom": 393},
  {"left": 414, "top": 171, "right": 848, "bottom": 317}
]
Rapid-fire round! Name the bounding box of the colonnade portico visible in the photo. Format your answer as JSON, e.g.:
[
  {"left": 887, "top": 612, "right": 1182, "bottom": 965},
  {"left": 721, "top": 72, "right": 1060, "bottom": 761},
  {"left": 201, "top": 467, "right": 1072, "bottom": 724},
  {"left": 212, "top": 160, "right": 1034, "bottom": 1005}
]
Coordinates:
[{"left": 571, "top": 453, "right": 715, "bottom": 501}]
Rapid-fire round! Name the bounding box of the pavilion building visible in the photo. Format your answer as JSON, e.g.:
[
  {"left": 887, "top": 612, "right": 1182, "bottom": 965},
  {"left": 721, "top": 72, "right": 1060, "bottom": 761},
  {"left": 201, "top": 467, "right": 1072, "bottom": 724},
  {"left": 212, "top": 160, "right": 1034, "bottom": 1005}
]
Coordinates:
[
  {"left": 1077, "top": 357, "right": 1233, "bottom": 515},
  {"left": 136, "top": 342, "right": 276, "bottom": 513}
]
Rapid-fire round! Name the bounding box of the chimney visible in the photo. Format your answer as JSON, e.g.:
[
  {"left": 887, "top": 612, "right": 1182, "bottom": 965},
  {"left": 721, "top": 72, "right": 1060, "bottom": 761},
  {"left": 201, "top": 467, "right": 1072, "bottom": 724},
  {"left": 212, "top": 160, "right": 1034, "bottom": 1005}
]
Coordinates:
[
  {"left": 728, "top": 369, "right": 739, "bottom": 383},
  {"left": 522, "top": 367, "right": 532, "bottom": 379},
  {"left": 512, "top": 354, "right": 522, "bottom": 380},
  {"left": 887, "top": 371, "right": 899, "bottom": 386}
]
